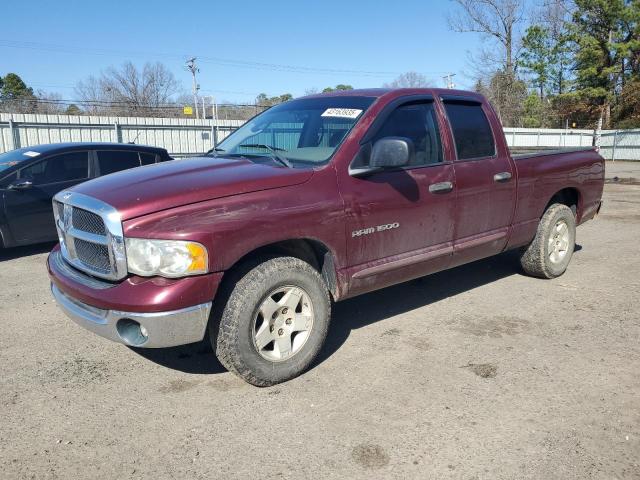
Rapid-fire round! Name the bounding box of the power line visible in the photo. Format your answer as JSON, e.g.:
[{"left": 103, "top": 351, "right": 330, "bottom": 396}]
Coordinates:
[
  {"left": 0, "top": 39, "right": 451, "bottom": 78},
  {"left": 28, "top": 82, "right": 264, "bottom": 98},
  {"left": 29, "top": 83, "right": 77, "bottom": 90},
  {"left": 199, "top": 88, "right": 261, "bottom": 97},
  {"left": 3, "top": 96, "right": 262, "bottom": 109}
]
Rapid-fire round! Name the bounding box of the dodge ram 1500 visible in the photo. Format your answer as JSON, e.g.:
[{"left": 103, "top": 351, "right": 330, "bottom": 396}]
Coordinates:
[{"left": 48, "top": 88, "right": 604, "bottom": 386}]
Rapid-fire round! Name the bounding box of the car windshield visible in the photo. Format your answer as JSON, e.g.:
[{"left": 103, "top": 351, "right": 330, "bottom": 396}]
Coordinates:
[
  {"left": 214, "top": 96, "right": 375, "bottom": 167},
  {"left": 0, "top": 147, "right": 43, "bottom": 172}
]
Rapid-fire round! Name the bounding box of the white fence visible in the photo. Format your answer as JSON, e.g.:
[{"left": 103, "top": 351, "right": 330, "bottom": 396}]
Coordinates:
[
  {"left": 1, "top": 113, "right": 639, "bottom": 161},
  {"left": 599, "top": 129, "right": 640, "bottom": 161},
  {"left": 0, "top": 113, "right": 244, "bottom": 158},
  {"left": 504, "top": 127, "right": 640, "bottom": 161},
  {"left": 504, "top": 127, "right": 595, "bottom": 149}
]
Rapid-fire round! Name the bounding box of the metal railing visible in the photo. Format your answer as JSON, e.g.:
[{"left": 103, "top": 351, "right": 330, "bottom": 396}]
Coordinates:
[
  {"left": 0, "top": 113, "right": 244, "bottom": 157},
  {"left": 2, "top": 113, "right": 639, "bottom": 161},
  {"left": 504, "top": 127, "right": 640, "bottom": 161}
]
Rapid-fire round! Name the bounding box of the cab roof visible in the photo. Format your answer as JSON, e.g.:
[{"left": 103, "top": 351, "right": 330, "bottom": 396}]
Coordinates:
[{"left": 302, "top": 87, "right": 485, "bottom": 102}]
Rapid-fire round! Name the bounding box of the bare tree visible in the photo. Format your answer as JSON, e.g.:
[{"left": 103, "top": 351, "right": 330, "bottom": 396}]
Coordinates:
[
  {"left": 448, "top": 0, "right": 526, "bottom": 74},
  {"left": 75, "top": 61, "right": 179, "bottom": 116},
  {"left": 34, "top": 91, "right": 66, "bottom": 114},
  {"left": 383, "top": 72, "right": 432, "bottom": 88},
  {"left": 75, "top": 76, "right": 104, "bottom": 114},
  {"left": 474, "top": 70, "right": 528, "bottom": 126}
]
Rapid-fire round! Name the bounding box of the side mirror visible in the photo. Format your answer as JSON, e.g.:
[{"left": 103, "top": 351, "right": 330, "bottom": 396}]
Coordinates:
[
  {"left": 370, "top": 137, "right": 412, "bottom": 169},
  {"left": 8, "top": 179, "right": 33, "bottom": 190}
]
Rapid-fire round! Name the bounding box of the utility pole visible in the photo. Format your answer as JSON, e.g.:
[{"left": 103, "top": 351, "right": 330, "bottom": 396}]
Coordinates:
[
  {"left": 442, "top": 73, "right": 456, "bottom": 89},
  {"left": 186, "top": 57, "right": 200, "bottom": 119}
]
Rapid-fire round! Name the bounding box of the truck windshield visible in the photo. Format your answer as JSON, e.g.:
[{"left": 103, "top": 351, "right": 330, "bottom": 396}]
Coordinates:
[
  {"left": 0, "top": 147, "right": 43, "bottom": 172},
  {"left": 214, "top": 96, "right": 375, "bottom": 167}
]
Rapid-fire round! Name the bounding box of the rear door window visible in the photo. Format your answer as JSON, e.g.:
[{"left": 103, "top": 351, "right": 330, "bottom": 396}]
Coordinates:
[
  {"left": 19, "top": 151, "right": 89, "bottom": 185},
  {"left": 97, "top": 150, "right": 141, "bottom": 175},
  {"left": 443, "top": 101, "right": 495, "bottom": 160}
]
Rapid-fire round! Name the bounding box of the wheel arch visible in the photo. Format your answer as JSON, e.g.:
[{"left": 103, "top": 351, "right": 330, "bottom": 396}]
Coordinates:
[
  {"left": 543, "top": 187, "right": 582, "bottom": 220},
  {"left": 221, "top": 238, "right": 339, "bottom": 300}
]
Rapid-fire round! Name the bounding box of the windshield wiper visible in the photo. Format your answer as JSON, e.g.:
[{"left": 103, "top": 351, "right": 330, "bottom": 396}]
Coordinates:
[
  {"left": 239, "top": 143, "right": 293, "bottom": 168},
  {"left": 205, "top": 147, "right": 226, "bottom": 156}
]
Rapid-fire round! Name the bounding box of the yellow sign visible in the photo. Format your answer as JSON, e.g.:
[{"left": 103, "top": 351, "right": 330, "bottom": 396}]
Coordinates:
[{"left": 183, "top": 106, "right": 193, "bottom": 115}]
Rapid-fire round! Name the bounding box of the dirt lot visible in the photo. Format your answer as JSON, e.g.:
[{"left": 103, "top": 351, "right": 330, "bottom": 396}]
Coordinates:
[{"left": 1, "top": 164, "right": 639, "bottom": 480}]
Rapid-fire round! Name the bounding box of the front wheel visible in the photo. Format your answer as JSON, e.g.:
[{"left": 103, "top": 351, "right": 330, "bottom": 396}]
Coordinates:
[
  {"left": 520, "top": 203, "right": 576, "bottom": 279},
  {"left": 211, "top": 256, "right": 331, "bottom": 386}
]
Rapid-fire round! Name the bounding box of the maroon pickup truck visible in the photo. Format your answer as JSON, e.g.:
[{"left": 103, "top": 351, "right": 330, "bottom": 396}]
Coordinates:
[{"left": 48, "top": 88, "right": 604, "bottom": 386}]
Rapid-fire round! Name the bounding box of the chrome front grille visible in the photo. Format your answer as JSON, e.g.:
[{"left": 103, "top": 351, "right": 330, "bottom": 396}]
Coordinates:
[
  {"left": 54, "top": 200, "right": 65, "bottom": 220},
  {"left": 53, "top": 192, "right": 127, "bottom": 281},
  {"left": 73, "top": 238, "right": 111, "bottom": 273},
  {"left": 72, "top": 208, "right": 106, "bottom": 236}
]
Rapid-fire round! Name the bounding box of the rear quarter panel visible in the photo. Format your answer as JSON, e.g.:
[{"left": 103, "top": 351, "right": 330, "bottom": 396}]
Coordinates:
[{"left": 506, "top": 149, "right": 604, "bottom": 250}]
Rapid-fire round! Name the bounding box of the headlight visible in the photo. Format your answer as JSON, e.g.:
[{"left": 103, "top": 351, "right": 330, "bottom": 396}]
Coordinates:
[{"left": 125, "top": 238, "right": 208, "bottom": 278}]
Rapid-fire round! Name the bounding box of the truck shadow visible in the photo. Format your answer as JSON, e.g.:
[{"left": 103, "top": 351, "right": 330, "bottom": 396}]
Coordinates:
[
  {"left": 131, "top": 249, "right": 548, "bottom": 376},
  {"left": 314, "top": 250, "right": 524, "bottom": 368},
  {"left": 130, "top": 339, "right": 224, "bottom": 374}
]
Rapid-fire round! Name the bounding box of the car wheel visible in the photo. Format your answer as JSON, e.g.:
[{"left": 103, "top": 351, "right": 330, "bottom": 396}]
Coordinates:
[
  {"left": 211, "top": 256, "right": 331, "bottom": 386},
  {"left": 520, "top": 203, "right": 576, "bottom": 279}
]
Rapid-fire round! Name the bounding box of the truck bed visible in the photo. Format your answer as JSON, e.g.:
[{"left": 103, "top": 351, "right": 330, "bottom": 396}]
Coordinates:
[{"left": 511, "top": 146, "right": 596, "bottom": 159}]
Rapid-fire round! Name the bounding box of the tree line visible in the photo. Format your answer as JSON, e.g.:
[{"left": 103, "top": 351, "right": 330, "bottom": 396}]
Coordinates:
[
  {"left": 0, "top": 66, "right": 268, "bottom": 119},
  {"left": 451, "top": 0, "right": 640, "bottom": 129}
]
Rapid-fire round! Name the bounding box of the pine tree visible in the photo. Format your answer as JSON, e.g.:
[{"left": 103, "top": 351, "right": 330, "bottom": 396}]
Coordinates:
[
  {"left": 570, "top": 0, "right": 636, "bottom": 126},
  {"left": 0, "top": 73, "right": 34, "bottom": 99},
  {"left": 520, "top": 25, "right": 554, "bottom": 98}
]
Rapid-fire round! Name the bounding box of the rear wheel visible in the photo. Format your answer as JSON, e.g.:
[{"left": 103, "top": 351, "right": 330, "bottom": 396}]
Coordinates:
[
  {"left": 211, "top": 256, "right": 330, "bottom": 386},
  {"left": 520, "top": 203, "right": 576, "bottom": 279}
]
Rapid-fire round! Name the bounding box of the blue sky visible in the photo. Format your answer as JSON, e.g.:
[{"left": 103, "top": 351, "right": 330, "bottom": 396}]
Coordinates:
[{"left": 1, "top": 0, "right": 485, "bottom": 104}]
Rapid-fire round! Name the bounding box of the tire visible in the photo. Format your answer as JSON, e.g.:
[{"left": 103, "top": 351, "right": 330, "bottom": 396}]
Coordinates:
[
  {"left": 211, "top": 256, "right": 331, "bottom": 386},
  {"left": 520, "top": 203, "right": 576, "bottom": 279}
]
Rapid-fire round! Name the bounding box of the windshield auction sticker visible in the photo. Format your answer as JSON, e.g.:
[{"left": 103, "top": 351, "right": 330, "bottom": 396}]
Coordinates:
[{"left": 321, "top": 108, "right": 363, "bottom": 119}]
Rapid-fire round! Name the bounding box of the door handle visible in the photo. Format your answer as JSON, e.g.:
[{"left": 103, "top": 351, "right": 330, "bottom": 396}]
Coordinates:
[
  {"left": 429, "top": 181, "right": 454, "bottom": 194},
  {"left": 493, "top": 172, "right": 512, "bottom": 183},
  {"left": 7, "top": 180, "right": 33, "bottom": 190}
]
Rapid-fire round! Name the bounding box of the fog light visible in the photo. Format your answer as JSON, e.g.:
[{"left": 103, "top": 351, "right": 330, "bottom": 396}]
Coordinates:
[{"left": 116, "top": 318, "right": 148, "bottom": 346}]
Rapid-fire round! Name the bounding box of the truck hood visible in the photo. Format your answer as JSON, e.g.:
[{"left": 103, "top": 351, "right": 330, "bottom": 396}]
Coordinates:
[{"left": 71, "top": 156, "right": 314, "bottom": 220}]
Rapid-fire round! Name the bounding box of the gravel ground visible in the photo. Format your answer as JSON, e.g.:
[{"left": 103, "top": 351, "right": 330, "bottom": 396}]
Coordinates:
[{"left": 1, "top": 163, "right": 639, "bottom": 480}]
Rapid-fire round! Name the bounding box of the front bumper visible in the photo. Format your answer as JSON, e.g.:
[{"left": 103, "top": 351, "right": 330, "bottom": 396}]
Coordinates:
[
  {"left": 48, "top": 246, "right": 222, "bottom": 313},
  {"left": 51, "top": 283, "right": 212, "bottom": 348},
  {"left": 48, "top": 247, "right": 221, "bottom": 348}
]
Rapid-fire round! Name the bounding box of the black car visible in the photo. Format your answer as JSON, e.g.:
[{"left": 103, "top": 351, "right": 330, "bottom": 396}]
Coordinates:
[{"left": 0, "top": 143, "right": 172, "bottom": 248}]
